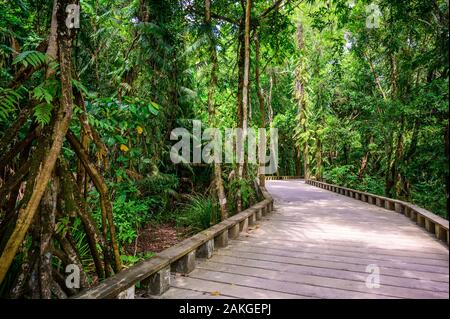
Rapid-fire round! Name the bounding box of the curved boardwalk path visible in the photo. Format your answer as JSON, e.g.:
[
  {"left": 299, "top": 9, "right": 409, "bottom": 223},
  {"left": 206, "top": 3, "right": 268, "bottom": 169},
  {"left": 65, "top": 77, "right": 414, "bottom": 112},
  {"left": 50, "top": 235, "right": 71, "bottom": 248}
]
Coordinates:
[{"left": 157, "top": 180, "right": 449, "bottom": 299}]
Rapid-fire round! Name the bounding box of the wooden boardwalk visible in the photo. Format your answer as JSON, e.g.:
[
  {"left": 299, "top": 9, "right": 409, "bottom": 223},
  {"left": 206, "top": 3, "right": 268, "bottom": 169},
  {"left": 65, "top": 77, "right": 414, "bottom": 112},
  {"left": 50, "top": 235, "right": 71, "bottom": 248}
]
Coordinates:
[{"left": 157, "top": 180, "right": 449, "bottom": 299}]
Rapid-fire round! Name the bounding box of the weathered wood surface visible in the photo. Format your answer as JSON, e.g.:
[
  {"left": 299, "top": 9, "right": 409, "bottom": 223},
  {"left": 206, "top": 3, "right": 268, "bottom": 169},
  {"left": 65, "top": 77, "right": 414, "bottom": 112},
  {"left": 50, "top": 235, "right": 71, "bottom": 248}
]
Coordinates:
[
  {"left": 306, "top": 179, "right": 449, "bottom": 245},
  {"left": 156, "top": 180, "right": 449, "bottom": 299}
]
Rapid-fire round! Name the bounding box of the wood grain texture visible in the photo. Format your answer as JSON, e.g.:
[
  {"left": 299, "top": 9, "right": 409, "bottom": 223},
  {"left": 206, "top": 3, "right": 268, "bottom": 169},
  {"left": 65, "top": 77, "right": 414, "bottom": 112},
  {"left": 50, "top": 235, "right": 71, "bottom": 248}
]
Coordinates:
[{"left": 158, "top": 180, "right": 449, "bottom": 299}]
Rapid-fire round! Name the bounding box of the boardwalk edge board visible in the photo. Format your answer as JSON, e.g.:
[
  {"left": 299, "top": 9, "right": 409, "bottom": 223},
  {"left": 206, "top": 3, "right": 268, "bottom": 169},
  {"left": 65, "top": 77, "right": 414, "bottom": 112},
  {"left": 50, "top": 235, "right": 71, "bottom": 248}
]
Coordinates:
[
  {"left": 72, "top": 182, "right": 274, "bottom": 299},
  {"left": 305, "top": 179, "right": 449, "bottom": 247}
]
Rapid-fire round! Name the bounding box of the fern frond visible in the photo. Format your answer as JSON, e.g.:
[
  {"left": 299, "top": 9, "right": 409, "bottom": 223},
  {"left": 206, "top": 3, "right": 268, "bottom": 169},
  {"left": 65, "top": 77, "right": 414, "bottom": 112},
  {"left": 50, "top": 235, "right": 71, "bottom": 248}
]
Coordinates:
[
  {"left": 33, "top": 103, "right": 53, "bottom": 126},
  {"left": 12, "top": 50, "right": 47, "bottom": 68},
  {"left": 0, "top": 87, "right": 21, "bottom": 120}
]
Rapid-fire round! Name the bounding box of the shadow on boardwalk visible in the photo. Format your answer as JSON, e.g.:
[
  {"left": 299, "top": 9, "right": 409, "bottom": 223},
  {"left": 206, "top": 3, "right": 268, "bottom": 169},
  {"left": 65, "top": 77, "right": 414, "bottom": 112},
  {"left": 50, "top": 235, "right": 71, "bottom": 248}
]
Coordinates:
[{"left": 153, "top": 180, "right": 449, "bottom": 299}]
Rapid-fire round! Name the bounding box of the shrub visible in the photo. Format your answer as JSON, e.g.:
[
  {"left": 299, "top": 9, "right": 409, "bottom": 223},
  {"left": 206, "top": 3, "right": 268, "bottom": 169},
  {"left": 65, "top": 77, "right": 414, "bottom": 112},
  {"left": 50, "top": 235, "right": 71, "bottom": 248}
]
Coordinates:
[
  {"left": 136, "top": 173, "right": 179, "bottom": 212},
  {"left": 174, "top": 195, "right": 220, "bottom": 235},
  {"left": 112, "top": 194, "right": 150, "bottom": 245},
  {"left": 323, "top": 165, "right": 358, "bottom": 187}
]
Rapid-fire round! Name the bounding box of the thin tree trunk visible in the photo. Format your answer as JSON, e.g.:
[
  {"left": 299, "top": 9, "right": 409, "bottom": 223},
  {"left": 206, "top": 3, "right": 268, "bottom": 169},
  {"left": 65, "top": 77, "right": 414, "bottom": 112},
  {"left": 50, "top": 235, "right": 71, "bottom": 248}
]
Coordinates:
[
  {"left": 66, "top": 131, "right": 122, "bottom": 273},
  {"left": 364, "top": 51, "right": 387, "bottom": 102},
  {"left": 445, "top": 122, "right": 449, "bottom": 217},
  {"left": 296, "top": 148, "right": 302, "bottom": 177},
  {"left": 268, "top": 71, "right": 274, "bottom": 123},
  {"left": 254, "top": 30, "right": 266, "bottom": 186},
  {"left": 205, "top": 0, "right": 228, "bottom": 220},
  {"left": 316, "top": 137, "right": 322, "bottom": 180},
  {"left": 358, "top": 136, "right": 373, "bottom": 179},
  {"left": 295, "top": 21, "right": 309, "bottom": 180},
  {"left": 39, "top": 174, "right": 58, "bottom": 298},
  {"left": 236, "top": 0, "right": 251, "bottom": 212}
]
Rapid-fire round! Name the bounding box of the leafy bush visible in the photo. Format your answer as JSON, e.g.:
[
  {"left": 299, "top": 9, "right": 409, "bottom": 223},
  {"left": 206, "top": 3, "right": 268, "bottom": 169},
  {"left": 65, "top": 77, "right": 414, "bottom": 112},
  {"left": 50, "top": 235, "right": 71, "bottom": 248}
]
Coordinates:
[
  {"left": 174, "top": 195, "right": 220, "bottom": 235},
  {"left": 88, "top": 182, "right": 151, "bottom": 246},
  {"left": 136, "top": 173, "right": 179, "bottom": 212},
  {"left": 112, "top": 194, "right": 150, "bottom": 245},
  {"left": 411, "top": 180, "right": 448, "bottom": 218},
  {"left": 358, "top": 175, "right": 384, "bottom": 195},
  {"left": 323, "top": 165, "right": 358, "bottom": 187},
  {"left": 120, "top": 252, "right": 155, "bottom": 266},
  {"left": 225, "top": 175, "right": 258, "bottom": 214},
  {"left": 324, "top": 166, "right": 385, "bottom": 195}
]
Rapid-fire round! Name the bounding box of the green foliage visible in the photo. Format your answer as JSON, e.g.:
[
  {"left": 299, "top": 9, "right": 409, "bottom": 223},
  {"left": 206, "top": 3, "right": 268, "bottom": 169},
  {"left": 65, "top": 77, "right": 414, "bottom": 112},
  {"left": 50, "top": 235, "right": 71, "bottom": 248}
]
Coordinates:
[
  {"left": 174, "top": 195, "right": 220, "bottom": 235},
  {"left": 12, "top": 50, "right": 47, "bottom": 68},
  {"left": 323, "top": 165, "right": 357, "bottom": 187},
  {"left": 88, "top": 181, "right": 151, "bottom": 246},
  {"left": 120, "top": 252, "right": 155, "bottom": 267},
  {"left": 226, "top": 176, "right": 258, "bottom": 214},
  {"left": 0, "top": 87, "right": 21, "bottom": 119},
  {"left": 136, "top": 173, "right": 179, "bottom": 212},
  {"left": 411, "top": 180, "right": 448, "bottom": 218},
  {"left": 33, "top": 103, "right": 53, "bottom": 126},
  {"left": 275, "top": 0, "right": 449, "bottom": 218},
  {"left": 112, "top": 193, "right": 150, "bottom": 245}
]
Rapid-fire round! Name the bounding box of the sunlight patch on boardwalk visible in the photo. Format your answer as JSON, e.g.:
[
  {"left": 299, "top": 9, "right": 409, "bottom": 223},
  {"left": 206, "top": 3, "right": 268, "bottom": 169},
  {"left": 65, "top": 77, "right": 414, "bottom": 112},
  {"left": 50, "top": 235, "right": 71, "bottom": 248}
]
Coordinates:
[{"left": 156, "top": 180, "right": 449, "bottom": 299}]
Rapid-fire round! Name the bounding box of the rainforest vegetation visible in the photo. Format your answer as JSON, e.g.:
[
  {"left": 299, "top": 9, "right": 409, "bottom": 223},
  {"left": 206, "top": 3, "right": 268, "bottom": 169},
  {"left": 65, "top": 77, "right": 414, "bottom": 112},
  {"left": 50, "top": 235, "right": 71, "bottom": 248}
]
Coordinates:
[{"left": 0, "top": 0, "right": 448, "bottom": 298}]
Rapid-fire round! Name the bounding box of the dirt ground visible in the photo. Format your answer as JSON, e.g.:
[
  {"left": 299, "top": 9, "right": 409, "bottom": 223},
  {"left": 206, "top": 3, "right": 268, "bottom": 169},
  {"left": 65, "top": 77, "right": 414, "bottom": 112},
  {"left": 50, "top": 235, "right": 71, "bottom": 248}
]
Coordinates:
[{"left": 126, "top": 223, "right": 188, "bottom": 255}]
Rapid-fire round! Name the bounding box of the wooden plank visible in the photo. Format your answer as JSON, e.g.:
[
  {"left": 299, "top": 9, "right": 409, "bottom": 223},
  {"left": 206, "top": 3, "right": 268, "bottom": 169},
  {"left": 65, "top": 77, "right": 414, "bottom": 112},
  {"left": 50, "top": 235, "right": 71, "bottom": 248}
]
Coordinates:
[
  {"left": 170, "top": 276, "right": 311, "bottom": 299},
  {"left": 230, "top": 241, "right": 449, "bottom": 267},
  {"left": 198, "top": 261, "right": 448, "bottom": 299},
  {"left": 210, "top": 254, "right": 449, "bottom": 292},
  {"left": 242, "top": 230, "right": 448, "bottom": 252},
  {"left": 262, "top": 218, "right": 441, "bottom": 233},
  {"left": 309, "top": 180, "right": 449, "bottom": 232},
  {"left": 150, "top": 286, "right": 236, "bottom": 299},
  {"left": 257, "top": 222, "right": 445, "bottom": 241},
  {"left": 225, "top": 246, "right": 448, "bottom": 274},
  {"left": 216, "top": 250, "right": 449, "bottom": 282},
  {"left": 155, "top": 180, "right": 448, "bottom": 300},
  {"left": 186, "top": 268, "right": 398, "bottom": 299}
]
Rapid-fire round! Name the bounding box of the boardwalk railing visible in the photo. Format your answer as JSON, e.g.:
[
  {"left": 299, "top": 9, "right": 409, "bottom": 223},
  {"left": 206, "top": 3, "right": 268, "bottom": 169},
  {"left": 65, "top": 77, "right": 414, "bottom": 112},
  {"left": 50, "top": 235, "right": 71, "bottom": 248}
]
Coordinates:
[
  {"left": 265, "top": 175, "right": 302, "bottom": 180},
  {"left": 73, "top": 184, "right": 274, "bottom": 299},
  {"left": 305, "top": 179, "right": 449, "bottom": 247}
]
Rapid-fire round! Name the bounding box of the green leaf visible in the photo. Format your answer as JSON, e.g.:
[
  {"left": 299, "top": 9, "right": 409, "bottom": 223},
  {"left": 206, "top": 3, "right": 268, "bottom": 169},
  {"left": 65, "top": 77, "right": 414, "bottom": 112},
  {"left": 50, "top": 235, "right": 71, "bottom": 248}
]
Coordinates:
[
  {"left": 12, "top": 51, "right": 47, "bottom": 68},
  {"left": 0, "top": 87, "right": 21, "bottom": 119},
  {"left": 148, "top": 101, "right": 159, "bottom": 115},
  {"left": 33, "top": 103, "right": 53, "bottom": 126}
]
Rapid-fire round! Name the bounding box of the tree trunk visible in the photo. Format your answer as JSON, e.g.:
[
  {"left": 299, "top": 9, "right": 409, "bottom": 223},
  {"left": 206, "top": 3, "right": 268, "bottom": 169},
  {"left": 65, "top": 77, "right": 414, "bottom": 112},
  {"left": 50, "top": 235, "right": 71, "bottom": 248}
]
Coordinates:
[
  {"left": 254, "top": 30, "right": 266, "bottom": 186},
  {"left": 315, "top": 137, "right": 322, "bottom": 180},
  {"left": 0, "top": 0, "right": 78, "bottom": 284},
  {"left": 358, "top": 136, "right": 373, "bottom": 179},
  {"left": 39, "top": 174, "right": 58, "bottom": 298},
  {"left": 236, "top": 0, "right": 251, "bottom": 212},
  {"left": 296, "top": 148, "right": 302, "bottom": 177},
  {"left": 445, "top": 122, "right": 449, "bottom": 217},
  {"left": 205, "top": 0, "right": 228, "bottom": 220},
  {"left": 268, "top": 71, "right": 274, "bottom": 123},
  {"left": 295, "top": 21, "right": 309, "bottom": 180}
]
